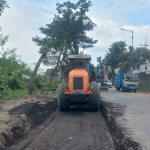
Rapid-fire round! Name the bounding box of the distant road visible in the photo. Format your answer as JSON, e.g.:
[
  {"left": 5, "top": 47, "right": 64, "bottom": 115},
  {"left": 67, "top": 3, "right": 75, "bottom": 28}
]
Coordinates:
[{"left": 101, "top": 87, "right": 150, "bottom": 150}]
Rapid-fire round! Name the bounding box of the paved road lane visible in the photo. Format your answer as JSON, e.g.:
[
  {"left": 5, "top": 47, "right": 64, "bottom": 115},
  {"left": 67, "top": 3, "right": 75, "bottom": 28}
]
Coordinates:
[{"left": 101, "top": 88, "right": 150, "bottom": 150}]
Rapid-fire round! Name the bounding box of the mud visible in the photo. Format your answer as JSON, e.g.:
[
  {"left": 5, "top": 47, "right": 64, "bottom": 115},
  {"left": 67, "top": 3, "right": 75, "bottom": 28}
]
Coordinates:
[
  {"left": 0, "top": 96, "right": 57, "bottom": 150},
  {"left": 100, "top": 100, "right": 142, "bottom": 150}
]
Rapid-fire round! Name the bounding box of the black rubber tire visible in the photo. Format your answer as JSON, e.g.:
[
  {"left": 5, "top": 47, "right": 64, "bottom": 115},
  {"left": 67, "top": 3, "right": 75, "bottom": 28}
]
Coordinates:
[
  {"left": 88, "top": 83, "right": 100, "bottom": 111},
  {"left": 115, "top": 86, "right": 118, "bottom": 90},
  {"left": 58, "top": 83, "right": 70, "bottom": 111},
  {"left": 134, "top": 89, "right": 137, "bottom": 93},
  {"left": 122, "top": 88, "right": 125, "bottom": 92},
  {"left": 116, "top": 87, "right": 120, "bottom": 90}
]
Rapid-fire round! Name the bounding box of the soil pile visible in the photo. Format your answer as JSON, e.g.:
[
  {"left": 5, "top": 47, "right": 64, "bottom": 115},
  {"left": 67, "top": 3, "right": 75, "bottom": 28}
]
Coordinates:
[{"left": 0, "top": 94, "right": 57, "bottom": 149}]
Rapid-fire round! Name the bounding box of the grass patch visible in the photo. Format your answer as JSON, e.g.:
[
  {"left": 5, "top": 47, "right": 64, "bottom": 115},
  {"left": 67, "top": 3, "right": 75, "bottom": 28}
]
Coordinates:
[{"left": 0, "top": 89, "right": 28, "bottom": 100}]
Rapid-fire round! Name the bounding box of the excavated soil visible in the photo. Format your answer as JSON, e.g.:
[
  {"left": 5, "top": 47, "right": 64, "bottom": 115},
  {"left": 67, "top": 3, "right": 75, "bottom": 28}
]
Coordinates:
[{"left": 0, "top": 94, "right": 57, "bottom": 150}]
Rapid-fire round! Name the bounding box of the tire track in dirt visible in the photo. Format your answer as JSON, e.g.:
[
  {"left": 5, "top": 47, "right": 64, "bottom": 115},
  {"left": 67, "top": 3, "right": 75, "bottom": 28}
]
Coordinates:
[{"left": 12, "top": 107, "right": 115, "bottom": 150}]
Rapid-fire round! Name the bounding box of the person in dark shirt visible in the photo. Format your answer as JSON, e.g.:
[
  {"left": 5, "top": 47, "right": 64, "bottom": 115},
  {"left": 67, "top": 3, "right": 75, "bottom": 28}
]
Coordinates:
[
  {"left": 77, "top": 62, "right": 84, "bottom": 68},
  {"left": 89, "top": 63, "right": 96, "bottom": 81}
]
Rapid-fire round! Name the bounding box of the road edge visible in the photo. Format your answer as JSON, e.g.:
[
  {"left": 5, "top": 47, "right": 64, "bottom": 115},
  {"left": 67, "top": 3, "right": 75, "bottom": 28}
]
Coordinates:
[{"left": 100, "top": 101, "right": 143, "bottom": 150}]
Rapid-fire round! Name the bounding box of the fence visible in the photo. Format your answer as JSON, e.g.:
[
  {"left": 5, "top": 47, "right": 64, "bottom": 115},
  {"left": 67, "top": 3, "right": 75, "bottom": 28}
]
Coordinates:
[{"left": 138, "top": 72, "right": 150, "bottom": 91}]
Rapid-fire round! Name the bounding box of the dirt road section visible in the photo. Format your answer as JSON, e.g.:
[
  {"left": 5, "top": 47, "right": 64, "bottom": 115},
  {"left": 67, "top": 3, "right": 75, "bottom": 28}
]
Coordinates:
[
  {"left": 9, "top": 106, "right": 115, "bottom": 150},
  {"left": 0, "top": 94, "right": 57, "bottom": 149}
]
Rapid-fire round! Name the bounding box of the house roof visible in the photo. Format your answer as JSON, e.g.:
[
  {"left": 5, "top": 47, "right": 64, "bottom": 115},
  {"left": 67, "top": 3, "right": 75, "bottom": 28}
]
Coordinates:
[{"left": 46, "top": 68, "right": 59, "bottom": 76}]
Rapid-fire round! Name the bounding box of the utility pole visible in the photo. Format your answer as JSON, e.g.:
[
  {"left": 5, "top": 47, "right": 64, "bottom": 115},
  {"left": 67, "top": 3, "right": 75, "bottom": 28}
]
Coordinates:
[
  {"left": 120, "top": 28, "right": 134, "bottom": 72},
  {"left": 140, "top": 38, "right": 149, "bottom": 49}
]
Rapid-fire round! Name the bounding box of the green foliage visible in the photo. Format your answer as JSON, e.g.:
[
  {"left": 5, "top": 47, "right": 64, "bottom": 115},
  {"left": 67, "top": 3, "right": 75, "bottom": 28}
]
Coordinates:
[
  {"left": 0, "top": 52, "right": 31, "bottom": 90},
  {"left": 0, "top": 89, "right": 28, "bottom": 100},
  {"left": 33, "top": 80, "right": 62, "bottom": 95},
  {"left": 0, "top": 28, "right": 32, "bottom": 100},
  {"left": 0, "top": 0, "right": 9, "bottom": 16},
  {"left": 117, "top": 47, "right": 150, "bottom": 72},
  {"left": 35, "top": 0, "right": 97, "bottom": 72},
  {"left": 0, "top": 54, "right": 31, "bottom": 99},
  {"left": 29, "top": 0, "right": 97, "bottom": 94},
  {"left": 103, "top": 41, "right": 150, "bottom": 78},
  {"left": 34, "top": 74, "right": 42, "bottom": 89},
  {"left": 50, "top": 80, "right": 62, "bottom": 91},
  {"left": 107, "top": 67, "right": 112, "bottom": 79},
  {"left": 116, "top": 47, "right": 150, "bottom": 72},
  {"left": 117, "top": 50, "right": 130, "bottom": 72},
  {"left": 103, "top": 41, "right": 127, "bottom": 84},
  {"left": 132, "top": 47, "right": 150, "bottom": 69},
  {"left": 104, "top": 41, "right": 127, "bottom": 69}
]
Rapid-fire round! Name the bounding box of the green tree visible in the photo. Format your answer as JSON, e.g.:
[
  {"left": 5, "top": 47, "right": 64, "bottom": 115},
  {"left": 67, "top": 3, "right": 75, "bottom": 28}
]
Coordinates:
[
  {"left": 0, "top": 28, "right": 31, "bottom": 99},
  {"left": 103, "top": 41, "right": 127, "bottom": 84},
  {"left": 119, "top": 47, "right": 150, "bottom": 72},
  {"left": 118, "top": 49, "right": 130, "bottom": 73},
  {"left": 0, "top": 0, "right": 9, "bottom": 16},
  {"left": 132, "top": 47, "right": 150, "bottom": 69},
  {"left": 28, "top": 0, "right": 97, "bottom": 94},
  {"left": 0, "top": 27, "right": 9, "bottom": 49}
]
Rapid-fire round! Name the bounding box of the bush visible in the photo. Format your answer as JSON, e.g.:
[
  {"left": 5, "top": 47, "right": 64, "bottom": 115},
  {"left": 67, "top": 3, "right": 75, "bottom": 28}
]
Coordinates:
[
  {"left": 50, "top": 80, "right": 62, "bottom": 91},
  {"left": 0, "top": 89, "right": 28, "bottom": 100}
]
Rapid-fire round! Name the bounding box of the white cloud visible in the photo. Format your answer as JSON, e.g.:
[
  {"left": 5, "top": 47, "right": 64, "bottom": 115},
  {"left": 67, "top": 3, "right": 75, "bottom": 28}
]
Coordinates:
[
  {"left": 0, "top": 0, "right": 57, "bottom": 65},
  {"left": 0, "top": 0, "right": 150, "bottom": 68}
]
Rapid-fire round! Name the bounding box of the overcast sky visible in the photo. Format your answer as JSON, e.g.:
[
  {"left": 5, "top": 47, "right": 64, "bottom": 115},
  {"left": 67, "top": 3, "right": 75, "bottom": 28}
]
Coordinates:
[{"left": 0, "top": 0, "right": 150, "bottom": 68}]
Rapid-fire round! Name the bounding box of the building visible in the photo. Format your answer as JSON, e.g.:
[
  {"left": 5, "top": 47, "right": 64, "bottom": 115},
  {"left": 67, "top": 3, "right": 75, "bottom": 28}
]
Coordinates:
[
  {"left": 45, "top": 68, "right": 61, "bottom": 82},
  {"left": 138, "top": 61, "right": 150, "bottom": 91}
]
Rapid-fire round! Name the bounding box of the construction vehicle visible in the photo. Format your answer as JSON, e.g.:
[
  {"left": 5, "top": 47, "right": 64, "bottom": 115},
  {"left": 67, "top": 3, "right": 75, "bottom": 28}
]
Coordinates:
[
  {"left": 96, "top": 57, "right": 108, "bottom": 87},
  {"left": 96, "top": 65, "right": 103, "bottom": 83},
  {"left": 57, "top": 55, "right": 100, "bottom": 111},
  {"left": 96, "top": 65, "right": 108, "bottom": 87},
  {"left": 115, "top": 73, "right": 138, "bottom": 92}
]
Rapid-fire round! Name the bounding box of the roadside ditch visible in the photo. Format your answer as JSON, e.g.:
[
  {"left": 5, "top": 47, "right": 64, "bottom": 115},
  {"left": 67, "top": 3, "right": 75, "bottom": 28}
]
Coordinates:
[{"left": 0, "top": 95, "right": 58, "bottom": 150}]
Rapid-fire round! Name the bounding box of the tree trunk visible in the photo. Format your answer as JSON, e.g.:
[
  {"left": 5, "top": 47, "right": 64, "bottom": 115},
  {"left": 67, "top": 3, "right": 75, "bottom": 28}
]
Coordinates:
[
  {"left": 48, "top": 52, "right": 62, "bottom": 89},
  {"left": 48, "top": 43, "right": 67, "bottom": 89},
  {"left": 111, "top": 67, "right": 115, "bottom": 86},
  {"left": 28, "top": 52, "right": 47, "bottom": 95},
  {"left": 59, "top": 51, "right": 68, "bottom": 80}
]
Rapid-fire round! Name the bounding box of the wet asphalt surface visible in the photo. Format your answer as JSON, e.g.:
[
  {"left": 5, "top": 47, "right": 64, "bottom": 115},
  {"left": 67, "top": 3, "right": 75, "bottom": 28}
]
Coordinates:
[
  {"left": 101, "top": 88, "right": 150, "bottom": 150},
  {"left": 9, "top": 107, "right": 115, "bottom": 150}
]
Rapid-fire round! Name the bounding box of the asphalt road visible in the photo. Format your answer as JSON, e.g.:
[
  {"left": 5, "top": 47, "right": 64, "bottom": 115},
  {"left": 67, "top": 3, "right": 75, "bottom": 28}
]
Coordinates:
[
  {"left": 101, "top": 87, "right": 150, "bottom": 150},
  {"left": 10, "top": 107, "right": 115, "bottom": 150}
]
